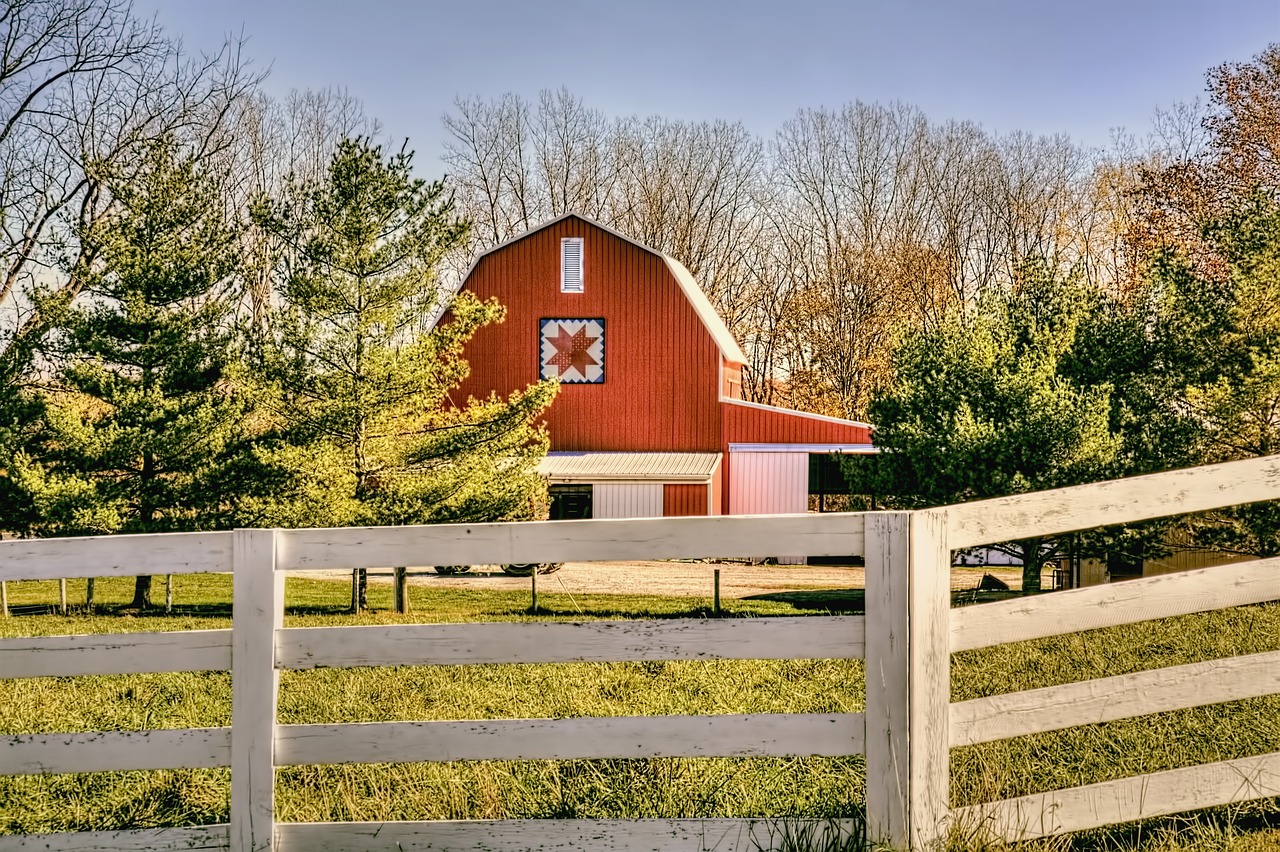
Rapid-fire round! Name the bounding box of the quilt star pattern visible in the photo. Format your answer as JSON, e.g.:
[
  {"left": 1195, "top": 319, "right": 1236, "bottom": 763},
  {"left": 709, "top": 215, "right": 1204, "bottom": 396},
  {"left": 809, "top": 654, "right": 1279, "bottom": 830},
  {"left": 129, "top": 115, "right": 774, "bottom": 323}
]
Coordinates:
[{"left": 540, "top": 318, "right": 605, "bottom": 383}]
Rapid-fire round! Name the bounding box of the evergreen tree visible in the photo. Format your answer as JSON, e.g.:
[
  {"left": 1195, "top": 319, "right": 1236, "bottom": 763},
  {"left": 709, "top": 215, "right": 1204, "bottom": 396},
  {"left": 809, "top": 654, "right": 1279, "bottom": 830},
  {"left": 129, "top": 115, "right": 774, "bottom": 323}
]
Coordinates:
[
  {"left": 846, "top": 263, "right": 1123, "bottom": 591},
  {"left": 7, "top": 136, "right": 247, "bottom": 607},
  {"left": 240, "top": 139, "right": 555, "bottom": 575}
]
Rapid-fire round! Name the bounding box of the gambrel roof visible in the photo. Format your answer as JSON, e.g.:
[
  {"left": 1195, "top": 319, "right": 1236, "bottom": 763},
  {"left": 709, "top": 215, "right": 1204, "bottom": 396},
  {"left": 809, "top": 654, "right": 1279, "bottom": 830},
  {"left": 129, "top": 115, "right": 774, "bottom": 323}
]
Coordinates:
[{"left": 445, "top": 213, "right": 748, "bottom": 365}]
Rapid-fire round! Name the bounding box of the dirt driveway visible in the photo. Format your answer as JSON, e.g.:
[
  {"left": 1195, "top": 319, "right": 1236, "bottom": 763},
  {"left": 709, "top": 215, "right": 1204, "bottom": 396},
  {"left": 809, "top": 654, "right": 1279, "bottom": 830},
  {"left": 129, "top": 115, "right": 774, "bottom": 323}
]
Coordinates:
[{"left": 328, "top": 561, "right": 1040, "bottom": 599}]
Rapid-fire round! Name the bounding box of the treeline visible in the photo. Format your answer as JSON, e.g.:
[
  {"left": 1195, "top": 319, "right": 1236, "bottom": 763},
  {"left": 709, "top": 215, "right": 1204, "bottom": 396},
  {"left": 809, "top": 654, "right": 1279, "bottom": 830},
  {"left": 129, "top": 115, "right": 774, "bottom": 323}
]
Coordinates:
[
  {"left": 0, "top": 1, "right": 555, "bottom": 607},
  {"left": 439, "top": 53, "right": 1274, "bottom": 422}
]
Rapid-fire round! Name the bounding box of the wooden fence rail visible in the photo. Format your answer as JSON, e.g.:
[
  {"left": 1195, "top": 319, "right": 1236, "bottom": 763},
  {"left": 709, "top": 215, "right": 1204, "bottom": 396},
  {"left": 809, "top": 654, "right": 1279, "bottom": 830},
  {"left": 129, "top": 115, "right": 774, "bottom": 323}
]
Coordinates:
[{"left": 2, "top": 455, "right": 1280, "bottom": 850}]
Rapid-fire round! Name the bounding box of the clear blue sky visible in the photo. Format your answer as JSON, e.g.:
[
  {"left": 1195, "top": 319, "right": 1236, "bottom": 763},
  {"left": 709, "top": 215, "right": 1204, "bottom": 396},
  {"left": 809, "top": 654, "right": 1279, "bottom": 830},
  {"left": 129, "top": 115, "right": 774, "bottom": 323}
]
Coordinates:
[{"left": 142, "top": 0, "right": 1278, "bottom": 167}]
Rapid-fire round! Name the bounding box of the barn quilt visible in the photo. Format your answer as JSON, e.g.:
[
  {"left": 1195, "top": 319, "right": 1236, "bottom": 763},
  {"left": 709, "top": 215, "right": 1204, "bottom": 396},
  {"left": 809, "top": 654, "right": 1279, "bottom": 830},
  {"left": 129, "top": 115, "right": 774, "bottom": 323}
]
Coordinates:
[{"left": 540, "top": 318, "right": 605, "bottom": 383}]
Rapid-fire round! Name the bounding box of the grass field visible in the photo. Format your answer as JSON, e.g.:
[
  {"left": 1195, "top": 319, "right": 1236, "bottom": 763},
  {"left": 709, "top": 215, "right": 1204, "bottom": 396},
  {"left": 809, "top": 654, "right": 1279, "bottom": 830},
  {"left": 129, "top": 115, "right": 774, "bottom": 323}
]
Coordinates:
[{"left": 2, "top": 572, "right": 1279, "bottom": 850}]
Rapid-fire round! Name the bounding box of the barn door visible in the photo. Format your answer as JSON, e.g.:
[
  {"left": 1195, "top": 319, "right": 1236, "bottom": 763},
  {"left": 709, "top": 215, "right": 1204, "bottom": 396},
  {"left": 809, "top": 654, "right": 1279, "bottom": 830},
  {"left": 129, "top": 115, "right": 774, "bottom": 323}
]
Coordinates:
[{"left": 550, "top": 485, "right": 593, "bottom": 520}]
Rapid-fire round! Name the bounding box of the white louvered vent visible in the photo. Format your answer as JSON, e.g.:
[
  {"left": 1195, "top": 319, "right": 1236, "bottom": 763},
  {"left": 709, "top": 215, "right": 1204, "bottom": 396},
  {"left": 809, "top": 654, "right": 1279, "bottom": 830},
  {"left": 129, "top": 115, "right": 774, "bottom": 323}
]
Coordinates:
[{"left": 561, "top": 237, "right": 584, "bottom": 293}]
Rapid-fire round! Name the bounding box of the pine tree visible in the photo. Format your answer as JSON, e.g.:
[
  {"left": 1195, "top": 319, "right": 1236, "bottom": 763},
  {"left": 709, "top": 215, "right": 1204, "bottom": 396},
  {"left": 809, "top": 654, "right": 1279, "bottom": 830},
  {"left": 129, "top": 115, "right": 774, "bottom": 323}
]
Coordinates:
[
  {"left": 240, "top": 139, "right": 555, "bottom": 598},
  {"left": 8, "top": 136, "right": 247, "bottom": 607}
]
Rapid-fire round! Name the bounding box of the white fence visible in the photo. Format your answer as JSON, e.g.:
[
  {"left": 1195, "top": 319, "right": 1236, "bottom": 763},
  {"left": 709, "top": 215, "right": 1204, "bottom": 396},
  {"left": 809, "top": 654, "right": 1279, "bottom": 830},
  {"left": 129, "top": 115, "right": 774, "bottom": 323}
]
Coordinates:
[{"left": 2, "top": 456, "right": 1280, "bottom": 850}]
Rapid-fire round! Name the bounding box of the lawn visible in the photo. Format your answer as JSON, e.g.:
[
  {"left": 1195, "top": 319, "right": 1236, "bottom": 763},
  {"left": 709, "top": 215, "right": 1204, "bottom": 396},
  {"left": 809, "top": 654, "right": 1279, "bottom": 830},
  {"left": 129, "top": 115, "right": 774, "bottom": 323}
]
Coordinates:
[{"left": 1, "top": 573, "right": 1279, "bottom": 850}]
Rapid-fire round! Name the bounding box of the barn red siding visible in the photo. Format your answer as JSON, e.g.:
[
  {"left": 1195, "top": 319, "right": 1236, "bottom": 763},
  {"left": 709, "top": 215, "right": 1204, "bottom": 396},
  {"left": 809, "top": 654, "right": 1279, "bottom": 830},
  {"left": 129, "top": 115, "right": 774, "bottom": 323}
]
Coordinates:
[
  {"left": 453, "top": 218, "right": 724, "bottom": 452},
  {"left": 721, "top": 400, "right": 872, "bottom": 445},
  {"left": 663, "top": 484, "right": 708, "bottom": 517}
]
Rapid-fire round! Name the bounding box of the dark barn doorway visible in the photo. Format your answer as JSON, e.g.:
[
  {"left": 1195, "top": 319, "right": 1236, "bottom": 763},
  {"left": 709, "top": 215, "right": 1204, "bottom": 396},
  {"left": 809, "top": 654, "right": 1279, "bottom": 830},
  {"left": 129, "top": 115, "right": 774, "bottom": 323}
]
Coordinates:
[
  {"left": 807, "top": 454, "right": 864, "bottom": 566},
  {"left": 550, "top": 484, "right": 593, "bottom": 520}
]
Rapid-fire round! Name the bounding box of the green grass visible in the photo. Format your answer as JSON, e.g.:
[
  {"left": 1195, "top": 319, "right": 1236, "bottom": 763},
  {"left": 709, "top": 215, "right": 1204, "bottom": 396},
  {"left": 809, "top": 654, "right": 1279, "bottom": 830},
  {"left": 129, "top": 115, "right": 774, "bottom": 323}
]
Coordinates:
[
  {"left": 949, "top": 604, "right": 1280, "bottom": 851},
  {"left": 2, "top": 574, "right": 1279, "bottom": 850}
]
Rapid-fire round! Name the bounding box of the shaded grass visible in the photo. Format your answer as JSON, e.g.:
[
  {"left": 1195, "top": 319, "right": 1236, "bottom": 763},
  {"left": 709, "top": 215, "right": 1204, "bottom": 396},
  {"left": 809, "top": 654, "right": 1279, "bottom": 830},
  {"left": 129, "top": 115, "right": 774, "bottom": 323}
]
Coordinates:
[{"left": 2, "top": 577, "right": 1280, "bottom": 849}]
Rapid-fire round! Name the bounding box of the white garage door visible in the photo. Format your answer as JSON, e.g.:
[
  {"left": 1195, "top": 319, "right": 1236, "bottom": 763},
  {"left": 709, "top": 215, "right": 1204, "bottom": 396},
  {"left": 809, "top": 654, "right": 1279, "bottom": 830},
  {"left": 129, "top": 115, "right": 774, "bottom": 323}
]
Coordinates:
[
  {"left": 592, "top": 482, "right": 664, "bottom": 519},
  {"left": 729, "top": 452, "right": 809, "bottom": 563},
  {"left": 729, "top": 452, "right": 809, "bottom": 515}
]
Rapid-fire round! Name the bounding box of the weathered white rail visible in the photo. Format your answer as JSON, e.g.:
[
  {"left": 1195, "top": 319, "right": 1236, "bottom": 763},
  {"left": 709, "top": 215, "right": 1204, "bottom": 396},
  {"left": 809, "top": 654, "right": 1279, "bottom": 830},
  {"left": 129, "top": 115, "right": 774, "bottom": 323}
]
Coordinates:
[
  {"left": 1, "top": 454, "right": 1279, "bottom": 850},
  {"left": 0, "top": 629, "right": 232, "bottom": 677},
  {"left": 4, "top": 728, "right": 232, "bottom": 775},
  {"left": 943, "top": 455, "right": 1280, "bottom": 845},
  {"left": 275, "top": 713, "right": 864, "bottom": 765},
  {"left": 950, "top": 554, "right": 1280, "bottom": 652},
  {"left": 275, "top": 615, "right": 866, "bottom": 668}
]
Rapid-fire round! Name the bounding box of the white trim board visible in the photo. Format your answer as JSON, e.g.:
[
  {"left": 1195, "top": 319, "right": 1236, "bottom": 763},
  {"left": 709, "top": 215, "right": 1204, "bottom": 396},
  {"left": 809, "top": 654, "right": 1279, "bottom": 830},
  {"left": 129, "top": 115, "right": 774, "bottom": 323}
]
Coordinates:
[
  {"left": 729, "top": 443, "right": 878, "bottom": 454},
  {"left": 721, "top": 397, "right": 874, "bottom": 430}
]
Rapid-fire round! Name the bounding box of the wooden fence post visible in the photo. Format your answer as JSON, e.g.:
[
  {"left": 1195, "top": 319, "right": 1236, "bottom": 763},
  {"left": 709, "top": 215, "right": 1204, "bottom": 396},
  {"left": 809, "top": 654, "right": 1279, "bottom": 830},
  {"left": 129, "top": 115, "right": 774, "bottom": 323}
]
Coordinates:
[
  {"left": 865, "top": 510, "right": 951, "bottom": 849},
  {"left": 1, "top": 580, "right": 7, "bottom": 617},
  {"left": 232, "top": 529, "right": 283, "bottom": 852},
  {"left": 354, "top": 568, "right": 367, "bottom": 612},
  {"left": 59, "top": 578, "right": 67, "bottom": 615},
  {"left": 165, "top": 574, "right": 173, "bottom": 613},
  {"left": 86, "top": 577, "right": 94, "bottom": 612},
  {"left": 394, "top": 566, "right": 407, "bottom": 614}
]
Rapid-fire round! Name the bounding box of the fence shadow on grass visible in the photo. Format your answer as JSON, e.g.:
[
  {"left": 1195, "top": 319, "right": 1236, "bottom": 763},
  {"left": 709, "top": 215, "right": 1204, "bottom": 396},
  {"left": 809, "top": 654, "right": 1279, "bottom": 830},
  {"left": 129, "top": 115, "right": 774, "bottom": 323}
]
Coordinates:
[
  {"left": 2, "top": 601, "right": 235, "bottom": 618},
  {"left": 743, "top": 588, "right": 1025, "bottom": 613},
  {"left": 743, "top": 589, "right": 866, "bottom": 613},
  {"left": 280, "top": 602, "right": 809, "bottom": 621}
]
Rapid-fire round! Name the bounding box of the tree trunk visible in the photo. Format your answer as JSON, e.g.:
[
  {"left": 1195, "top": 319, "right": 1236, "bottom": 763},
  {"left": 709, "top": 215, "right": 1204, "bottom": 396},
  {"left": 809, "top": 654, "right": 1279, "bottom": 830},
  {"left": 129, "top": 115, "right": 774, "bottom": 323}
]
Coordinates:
[
  {"left": 1020, "top": 537, "right": 1043, "bottom": 593},
  {"left": 130, "top": 575, "right": 153, "bottom": 608},
  {"left": 132, "top": 372, "right": 157, "bottom": 610}
]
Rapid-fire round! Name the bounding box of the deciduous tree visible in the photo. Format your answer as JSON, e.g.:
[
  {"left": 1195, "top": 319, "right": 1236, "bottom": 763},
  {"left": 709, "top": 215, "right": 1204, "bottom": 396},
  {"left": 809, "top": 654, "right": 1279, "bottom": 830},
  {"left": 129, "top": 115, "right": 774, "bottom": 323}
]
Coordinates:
[{"left": 846, "top": 263, "right": 1122, "bottom": 591}]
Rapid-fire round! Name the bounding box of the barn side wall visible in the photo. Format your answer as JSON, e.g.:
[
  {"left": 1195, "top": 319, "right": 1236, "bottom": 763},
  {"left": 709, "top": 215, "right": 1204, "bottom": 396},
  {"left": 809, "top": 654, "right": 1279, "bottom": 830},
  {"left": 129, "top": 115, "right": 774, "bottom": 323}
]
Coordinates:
[
  {"left": 663, "top": 484, "right": 709, "bottom": 517},
  {"left": 719, "top": 400, "right": 873, "bottom": 514}
]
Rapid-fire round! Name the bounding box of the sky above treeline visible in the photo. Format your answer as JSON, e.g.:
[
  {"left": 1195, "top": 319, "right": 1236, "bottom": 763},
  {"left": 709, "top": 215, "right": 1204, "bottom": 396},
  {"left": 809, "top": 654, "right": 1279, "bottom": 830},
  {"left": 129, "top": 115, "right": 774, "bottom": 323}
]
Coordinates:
[{"left": 142, "top": 0, "right": 1278, "bottom": 166}]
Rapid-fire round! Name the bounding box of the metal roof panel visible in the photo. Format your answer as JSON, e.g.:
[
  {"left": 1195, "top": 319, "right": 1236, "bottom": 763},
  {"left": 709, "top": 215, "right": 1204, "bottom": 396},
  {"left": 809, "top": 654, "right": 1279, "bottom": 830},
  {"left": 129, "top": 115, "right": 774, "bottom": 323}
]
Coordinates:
[{"left": 537, "top": 452, "right": 722, "bottom": 482}]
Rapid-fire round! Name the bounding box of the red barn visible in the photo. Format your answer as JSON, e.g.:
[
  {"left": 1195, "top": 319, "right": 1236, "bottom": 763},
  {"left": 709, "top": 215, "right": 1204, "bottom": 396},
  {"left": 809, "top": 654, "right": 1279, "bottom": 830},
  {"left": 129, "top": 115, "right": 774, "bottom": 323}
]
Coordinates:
[{"left": 442, "top": 214, "right": 874, "bottom": 548}]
